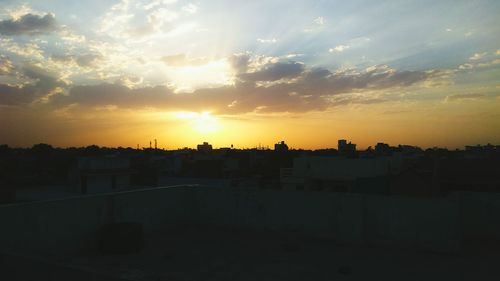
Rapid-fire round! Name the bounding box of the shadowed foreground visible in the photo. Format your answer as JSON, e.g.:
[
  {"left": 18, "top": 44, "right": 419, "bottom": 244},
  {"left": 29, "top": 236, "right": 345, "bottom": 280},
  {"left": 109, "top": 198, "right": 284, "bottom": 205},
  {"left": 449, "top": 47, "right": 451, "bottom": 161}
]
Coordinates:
[{"left": 4, "top": 226, "right": 499, "bottom": 281}]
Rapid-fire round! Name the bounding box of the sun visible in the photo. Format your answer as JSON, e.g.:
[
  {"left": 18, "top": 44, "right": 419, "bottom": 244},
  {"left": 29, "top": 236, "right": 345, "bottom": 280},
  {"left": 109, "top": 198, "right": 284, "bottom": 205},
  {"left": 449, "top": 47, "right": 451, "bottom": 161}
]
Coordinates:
[
  {"left": 174, "top": 111, "right": 221, "bottom": 134},
  {"left": 194, "top": 112, "right": 221, "bottom": 134}
]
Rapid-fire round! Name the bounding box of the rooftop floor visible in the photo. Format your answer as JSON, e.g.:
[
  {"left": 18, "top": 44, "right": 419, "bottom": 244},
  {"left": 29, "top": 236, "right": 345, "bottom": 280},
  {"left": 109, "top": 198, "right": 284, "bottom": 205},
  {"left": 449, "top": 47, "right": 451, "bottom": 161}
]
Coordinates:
[{"left": 10, "top": 226, "right": 497, "bottom": 281}]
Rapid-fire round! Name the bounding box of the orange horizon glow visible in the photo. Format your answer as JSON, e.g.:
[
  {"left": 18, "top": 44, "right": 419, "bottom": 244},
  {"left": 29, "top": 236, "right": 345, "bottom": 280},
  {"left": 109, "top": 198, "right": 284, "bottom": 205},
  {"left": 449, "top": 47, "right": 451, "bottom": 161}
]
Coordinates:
[{"left": 1, "top": 2, "right": 499, "bottom": 150}]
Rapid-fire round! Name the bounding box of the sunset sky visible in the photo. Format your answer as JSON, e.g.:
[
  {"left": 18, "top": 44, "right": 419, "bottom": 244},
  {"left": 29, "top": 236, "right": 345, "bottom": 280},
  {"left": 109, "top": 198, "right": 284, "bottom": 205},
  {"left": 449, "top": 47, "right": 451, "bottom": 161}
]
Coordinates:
[{"left": 1, "top": 0, "right": 499, "bottom": 149}]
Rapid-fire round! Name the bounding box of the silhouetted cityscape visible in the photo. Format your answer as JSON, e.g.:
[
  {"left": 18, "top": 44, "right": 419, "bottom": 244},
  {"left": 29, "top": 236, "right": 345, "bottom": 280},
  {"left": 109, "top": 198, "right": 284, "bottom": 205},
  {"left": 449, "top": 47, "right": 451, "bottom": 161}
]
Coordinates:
[
  {"left": 1, "top": 140, "right": 500, "bottom": 280},
  {"left": 2, "top": 0, "right": 500, "bottom": 279},
  {"left": 2, "top": 140, "right": 500, "bottom": 201}
]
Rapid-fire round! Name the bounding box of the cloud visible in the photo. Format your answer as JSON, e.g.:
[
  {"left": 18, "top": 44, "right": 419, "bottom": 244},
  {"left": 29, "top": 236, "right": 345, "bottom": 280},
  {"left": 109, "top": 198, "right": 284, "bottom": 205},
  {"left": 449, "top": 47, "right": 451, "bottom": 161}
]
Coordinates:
[
  {"left": 329, "top": 94, "right": 388, "bottom": 107},
  {"left": 469, "top": 52, "right": 487, "bottom": 61},
  {"left": 329, "top": 45, "right": 350, "bottom": 53},
  {"left": 182, "top": 3, "right": 198, "bottom": 14},
  {"left": 304, "top": 16, "right": 326, "bottom": 33},
  {"left": 75, "top": 54, "right": 104, "bottom": 68},
  {"left": 238, "top": 61, "right": 305, "bottom": 82},
  {"left": 445, "top": 93, "right": 487, "bottom": 102},
  {"left": 458, "top": 63, "right": 473, "bottom": 70},
  {"left": 329, "top": 37, "right": 370, "bottom": 53},
  {"left": 46, "top": 82, "right": 327, "bottom": 114},
  {"left": 0, "top": 13, "right": 58, "bottom": 36},
  {"left": 116, "top": 75, "right": 144, "bottom": 88},
  {"left": 38, "top": 58, "right": 436, "bottom": 115},
  {"left": 161, "top": 54, "right": 209, "bottom": 67},
  {"left": 314, "top": 17, "right": 324, "bottom": 25},
  {"left": 228, "top": 53, "right": 251, "bottom": 74},
  {"left": 458, "top": 52, "right": 500, "bottom": 71},
  {"left": 0, "top": 83, "right": 36, "bottom": 105},
  {"left": 0, "top": 56, "right": 14, "bottom": 75},
  {"left": 22, "top": 64, "right": 62, "bottom": 89},
  {"left": 51, "top": 52, "right": 105, "bottom": 67},
  {"left": 0, "top": 38, "right": 44, "bottom": 59},
  {"left": 257, "top": 38, "right": 277, "bottom": 43},
  {"left": 0, "top": 64, "right": 65, "bottom": 105},
  {"left": 0, "top": 50, "right": 438, "bottom": 114},
  {"left": 99, "top": 0, "right": 184, "bottom": 40}
]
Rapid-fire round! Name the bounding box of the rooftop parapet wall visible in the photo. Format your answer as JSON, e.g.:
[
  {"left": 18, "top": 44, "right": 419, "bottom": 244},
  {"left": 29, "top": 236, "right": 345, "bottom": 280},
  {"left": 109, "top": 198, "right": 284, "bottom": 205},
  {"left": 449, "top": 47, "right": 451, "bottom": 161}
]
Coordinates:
[
  {"left": 0, "top": 186, "right": 197, "bottom": 257},
  {"left": 192, "top": 189, "right": 461, "bottom": 252},
  {"left": 1, "top": 186, "right": 492, "bottom": 257}
]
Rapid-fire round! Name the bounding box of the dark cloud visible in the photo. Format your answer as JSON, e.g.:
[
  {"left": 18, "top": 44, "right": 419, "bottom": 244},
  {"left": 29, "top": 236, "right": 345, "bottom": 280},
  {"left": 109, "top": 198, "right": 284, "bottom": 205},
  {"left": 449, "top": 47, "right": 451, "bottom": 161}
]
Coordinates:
[
  {"left": 0, "top": 13, "right": 58, "bottom": 36},
  {"left": 239, "top": 61, "right": 305, "bottom": 82},
  {"left": 229, "top": 53, "right": 251, "bottom": 74},
  {"left": 292, "top": 65, "right": 432, "bottom": 96},
  {"left": 50, "top": 84, "right": 169, "bottom": 108},
  {"left": 51, "top": 53, "right": 103, "bottom": 68},
  {"left": 0, "top": 64, "right": 65, "bottom": 106},
  {"left": 46, "top": 64, "right": 430, "bottom": 114},
  {"left": 75, "top": 54, "right": 103, "bottom": 68},
  {"left": 50, "top": 54, "right": 73, "bottom": 62},
  {"left": 3, "top": 57, "right": 435, "bottom": 113},
  {"left": 45, "top": 82, "right": 310, "bottom": 114},
  {"left": 22, "top": 64, "right": 63, "bottom": 90},
  {"left": 0, "top": 84, "right": 36, "bottom": 105}
]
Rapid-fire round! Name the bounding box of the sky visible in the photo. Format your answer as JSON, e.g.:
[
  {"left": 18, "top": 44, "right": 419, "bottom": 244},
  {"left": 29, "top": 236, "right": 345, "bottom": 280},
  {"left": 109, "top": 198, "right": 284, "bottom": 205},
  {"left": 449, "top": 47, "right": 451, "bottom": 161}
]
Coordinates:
[{"left": 0, "top": 0, "right": 499, "bottom": 149}]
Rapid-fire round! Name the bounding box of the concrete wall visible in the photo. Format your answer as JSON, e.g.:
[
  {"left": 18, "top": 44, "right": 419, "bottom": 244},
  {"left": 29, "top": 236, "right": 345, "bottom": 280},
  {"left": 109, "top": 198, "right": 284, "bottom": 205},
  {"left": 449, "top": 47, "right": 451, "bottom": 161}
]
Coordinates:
[
  {"left": 0, "top": 186, "right": 195, "bottom": 257},
  {"left": 294, "top": 156, "right": 390, "bottom": 180},
  {"left": 1, "top": 187, "right": 496, "bottom": 257},
  {"left": 192, "top": 189, "right": 461, "bottom": 252},
  {"left": 84, "top": 174, "right": 130, "bottom": 193},
  {"left": 456, "top": 191, "right": 500, "bottom": 241},
  {"left": 0, "top": 195, "right": 109, "bottom": 257}
]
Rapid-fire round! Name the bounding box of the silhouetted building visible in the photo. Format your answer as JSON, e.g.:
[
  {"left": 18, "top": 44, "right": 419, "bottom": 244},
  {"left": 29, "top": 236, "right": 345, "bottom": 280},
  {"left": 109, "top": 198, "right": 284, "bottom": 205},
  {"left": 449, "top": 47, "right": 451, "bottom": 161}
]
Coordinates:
[
  {"left": 280, "top": 155, "right": 400, "bottom": 193},
  {"left": 438, "top": 158, "right": 500, "bottom": 194},
  {"left": 197, "top": 142, "right": 213, "bottom": 153},
  {"left": 274, "top": 141, "right": 289, "bottom": 152},
  {"left": 465, "top": 144, "right": 499, "bottom": 159},
  {"left": 72, "top": 156, "right": 131, "bottom": 194},
  {"left": 375, "top": 142, "right": 391, "bottom": 155},
  {"left": 338, "top": 139, "right": 356, "bottom": 156}
]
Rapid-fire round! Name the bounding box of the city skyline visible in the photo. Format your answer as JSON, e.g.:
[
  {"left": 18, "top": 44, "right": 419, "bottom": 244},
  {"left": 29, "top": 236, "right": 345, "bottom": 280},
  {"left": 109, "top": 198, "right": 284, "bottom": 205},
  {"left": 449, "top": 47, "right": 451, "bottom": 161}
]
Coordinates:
[
  {"left": 1, "top": 0, "right": 500, "bottom": 149},
  {"left": 2, "top": 139, "right": 496, "bottom": 151}
]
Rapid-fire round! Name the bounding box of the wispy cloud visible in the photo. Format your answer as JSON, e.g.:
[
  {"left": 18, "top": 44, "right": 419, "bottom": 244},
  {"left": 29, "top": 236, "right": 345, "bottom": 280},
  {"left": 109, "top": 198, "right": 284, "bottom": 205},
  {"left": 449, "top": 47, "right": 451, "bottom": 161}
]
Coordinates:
[
  {"left": 314, "top": 16, "right": 324, "bottom": 25},
  {"left": 444, "top": 93, "right": 488, "bottom": 102},
  {"left": 329, "top": 37, "right": 370, "bottom": 53},
  {"left": 469, "top": 52, "right": 487, "bottom": 61},
  {"left": 329, "top": 45, "right": 350, "bottom": 53},
  {"left": 257, "top": 38, "right": 277, "bottom": 43}
]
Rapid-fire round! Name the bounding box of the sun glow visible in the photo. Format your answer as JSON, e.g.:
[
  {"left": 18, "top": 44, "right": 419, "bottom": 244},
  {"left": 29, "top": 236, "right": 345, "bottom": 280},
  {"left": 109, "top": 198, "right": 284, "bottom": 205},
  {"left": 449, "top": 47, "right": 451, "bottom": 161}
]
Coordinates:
[
  {"left": 166, "top": 59, "right": 233, "bottom": 92},
  {"left": 174, "top": 111, "right": 221, "bottom": 134}
]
